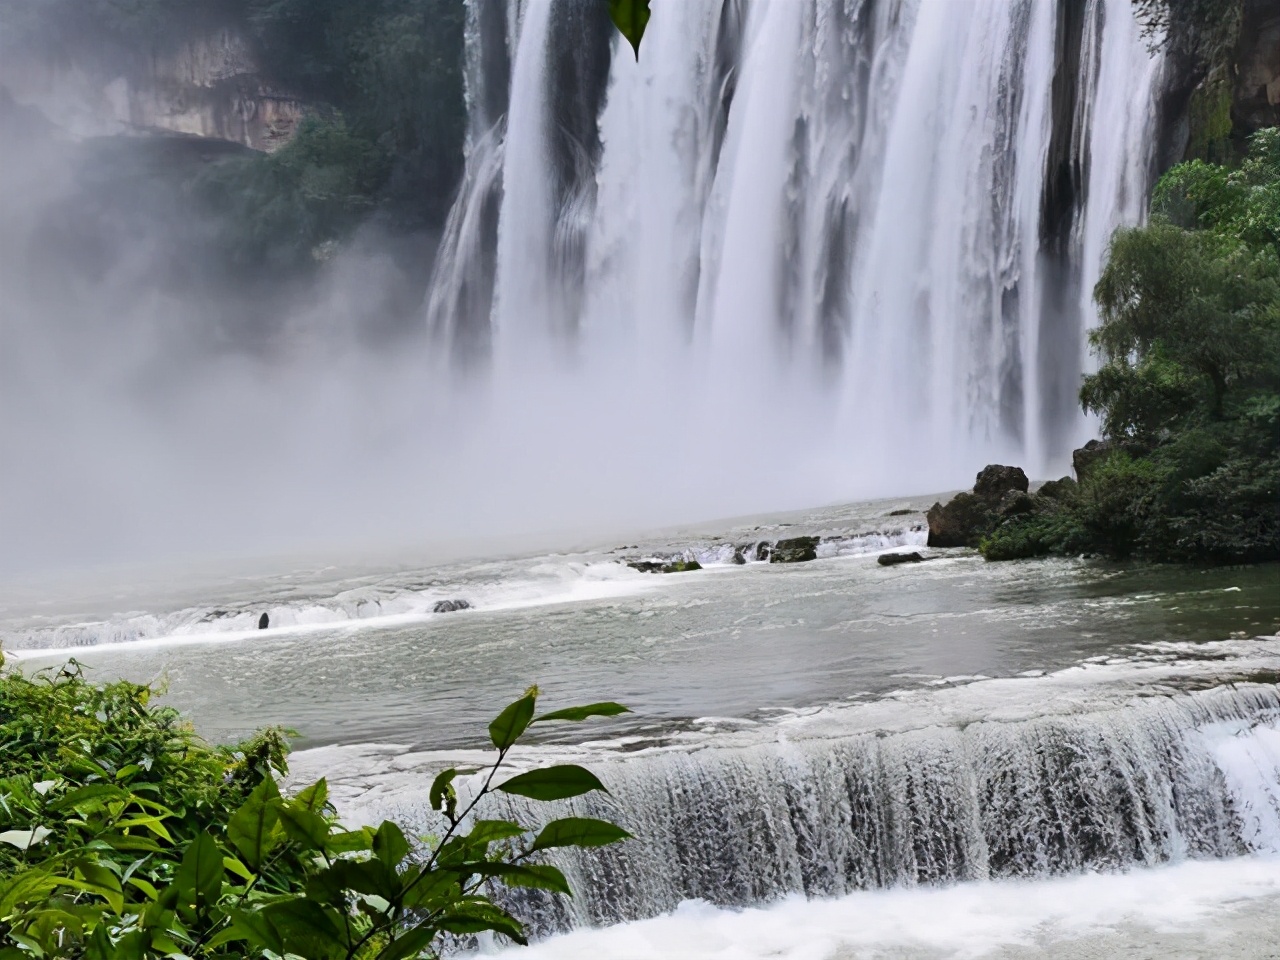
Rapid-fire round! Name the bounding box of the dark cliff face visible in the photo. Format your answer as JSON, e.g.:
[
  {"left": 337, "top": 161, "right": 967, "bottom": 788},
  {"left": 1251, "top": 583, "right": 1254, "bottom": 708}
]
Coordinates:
[
  {"left": 1234, "top": 0, "right": 1280, "bottom": 135},
  {"left": 1152, "top": 0, "right": 1280, "bottom": 169}
]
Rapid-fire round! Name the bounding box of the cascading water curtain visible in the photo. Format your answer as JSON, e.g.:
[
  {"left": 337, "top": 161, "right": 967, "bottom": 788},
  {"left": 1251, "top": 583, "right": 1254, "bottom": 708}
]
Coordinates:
[{"left": 427, "top": 0, "right": 1162, "bottom": 488}]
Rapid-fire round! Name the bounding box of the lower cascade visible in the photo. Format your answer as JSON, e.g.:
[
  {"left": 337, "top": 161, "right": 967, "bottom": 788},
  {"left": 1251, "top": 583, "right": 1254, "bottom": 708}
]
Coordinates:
[{"left": 426, "top": 682, "right": 1280, "bottom": 935}]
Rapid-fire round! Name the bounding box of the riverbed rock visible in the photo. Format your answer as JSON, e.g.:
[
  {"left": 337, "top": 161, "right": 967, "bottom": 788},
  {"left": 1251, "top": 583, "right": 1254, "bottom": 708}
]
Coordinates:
[
  {"left": 433, "top": 599, "right": 472, "bottom": 613},
  {"left": 755, "top": 542, "right": 772, "bottom": 562},
  {"left": 878, "top": 551, "right": 925, "bottom": 566},
  {"left": 1037, "top": 476, "right": 1077, "bottom": 500},
  {"left": 926, "top": 492, "right": 994, "bottom": 548},
  {"left": 973, "top": 464, "right": 1029, "bottom": 501},
  {"left": 628, "top": 558, "right": 702, "bottom": 574},
  {"left": 770, "top": 536, "right": 820, "bottom": 563}
]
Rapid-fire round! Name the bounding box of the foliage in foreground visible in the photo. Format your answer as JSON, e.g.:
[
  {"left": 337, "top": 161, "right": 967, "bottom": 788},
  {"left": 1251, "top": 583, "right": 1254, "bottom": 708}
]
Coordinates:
[
  {"left": 0, "top": 654, "right": 629, "bottom": 958},
  {"left": 982, "top": 128, "right": 1280, "bottom": 564}
]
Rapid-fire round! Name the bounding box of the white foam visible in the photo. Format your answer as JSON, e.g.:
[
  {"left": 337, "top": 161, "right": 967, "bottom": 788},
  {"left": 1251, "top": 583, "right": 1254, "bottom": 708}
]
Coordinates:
[{"left": 493, "top": 856, "right": 1280, "bottom": 960}]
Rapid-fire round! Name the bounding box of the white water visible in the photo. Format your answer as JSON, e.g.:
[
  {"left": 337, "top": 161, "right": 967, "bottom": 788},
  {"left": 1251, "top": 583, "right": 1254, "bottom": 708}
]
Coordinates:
[
  {"left": 428, "top": 0, "right": 1164, "bottom": 493},
  {"left": 492, "top": 856, "right": 1280, "bottom": 959}
]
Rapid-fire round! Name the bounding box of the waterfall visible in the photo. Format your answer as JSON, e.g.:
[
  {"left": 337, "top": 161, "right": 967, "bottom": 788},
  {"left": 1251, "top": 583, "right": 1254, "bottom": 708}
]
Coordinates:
[
  {"left": 459, "top": 682, "right": 1280, "bottom": 935},
  {"left": 425, "top": 0, "right": 1163, "bottom": 494}
]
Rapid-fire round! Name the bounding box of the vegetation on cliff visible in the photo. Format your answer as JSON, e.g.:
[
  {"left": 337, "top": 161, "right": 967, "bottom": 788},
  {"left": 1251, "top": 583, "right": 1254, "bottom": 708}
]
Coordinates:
[
  {"left": 980, "top": 128, "right": 1280, "bottom": 564},
  {"left": 0, "top": 653, "right": 629, "bottom": 958}
]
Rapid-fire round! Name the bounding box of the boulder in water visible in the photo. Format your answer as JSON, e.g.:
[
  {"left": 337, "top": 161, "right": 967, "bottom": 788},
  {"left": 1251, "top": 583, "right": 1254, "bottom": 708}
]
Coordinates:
[
  {"left": 973, "top": 464, "right": 1029, "bottom": 501},
  {"left": 433, "top": 599, "right": 472, "bottom": 613},
  {"left": 258, "top": 612, "right": 269, "bottom": 630},
  {"left": 878, "top": 551, "right": 925, "bottom": 566},
  {"left": 754, "top": 542, "right": 772, "bottom": 562},
  {"left": 627, "top": 559, "right": 702, "bottom": 574},
  {"left": 770, "top": 536, "right": 820, "bottom": 564},
  {"left": 927, "top": 493, "right": 995, "bottom": 548}
]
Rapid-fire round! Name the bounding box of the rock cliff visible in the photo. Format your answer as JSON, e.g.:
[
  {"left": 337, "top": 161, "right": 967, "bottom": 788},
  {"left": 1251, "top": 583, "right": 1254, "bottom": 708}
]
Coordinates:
[{"left": 0, "top": 27, "right": 307, "bottom": 152}]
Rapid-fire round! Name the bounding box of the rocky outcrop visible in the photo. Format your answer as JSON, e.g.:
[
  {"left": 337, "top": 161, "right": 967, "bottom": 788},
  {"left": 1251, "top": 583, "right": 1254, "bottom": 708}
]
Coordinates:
[
  {"left": 1037, "top": 476, "right": 1077, "bottom": 500},
  {"left": 1234, "top": 0, "right": 1280, "bottom": 136},
  {"left": 877, "top": 551, "right": 925, "bottom": 566},
  {"left": 0, "top": 28, "right": 308, "bottom": 152},
  {"left": 433, "top": 599, "right": 472, "bottom": 613},
  {"left": 927, "top": 465, "right": 1029, "bottom": 548},
  {"left": 627, "top": 559, "right": 702, "bottom": 574},
  {"left": 770, "top": 536, "right": 820, "bottom": 564}
]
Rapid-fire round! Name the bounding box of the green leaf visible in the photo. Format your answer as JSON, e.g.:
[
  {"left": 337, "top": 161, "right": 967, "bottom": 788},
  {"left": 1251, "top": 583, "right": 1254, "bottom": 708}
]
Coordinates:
[
  {"left": 373, "top": 820, "right": 409, "bottom": 868},
  {"left": 47, "top": 782, "right": 127, "bottom": 812},
  {"left": 114, "top": 814, "right": 173, "bottom": 841},
  {"left": 0, "top": 869, "right": 57, "bottom": 914},
  {"left": 222, "top": 855, "right": 255, "bottom": 883},
  {"left": 497, "top": 765, "right": 607, "bottom": 801},
  {"left": 429, "top": 768, "right": 458, "bottom": 817},
  {"left": 225, "top": 907, "right": 284, "bottom": 955},
  {"left": 227, "top": 776, "right": 281, "bottom": 870},
  {"left": 375, "top": 924, "right": 438, "bottom": 960},
  {"left": 326, "top": 827, "right": 373, "bottom": 854},
  {"left": 294, "top": 778, "right": 329, "bottom": 814},
  {"left": 65, "top": 859, "right": 125, "bottom": 914},
  {"left": 173, "top": 831, "right": 224, "bottom": 919},
  {"left": 531, "top": 816, "right": 631, "bottom": 851},
  {"left": 399, "top": 868, "right": 459, "bottom": 910},
  {"left": 261, "top": 899, "right": 348, "bottom": 959},
  {"left": 488, "top": 693, "right": 537, "bottom": 750},
  {"left": 465, "top": 819, "right": 525, "bottom": 845},
  {"left": 533, "top": 701, "right": 630, "bottom": 724},
  {"left": 608, "top": 0, "right": 651, "bottom": 59},
  {"left": 437, "top": 900, "right": 527, "bottom": 944},
  {"left": 459, "top": 862, "right": 572, "bottom": 896},
  {"left": 276, "top": 803, "right": 329, "bottom": 851}
]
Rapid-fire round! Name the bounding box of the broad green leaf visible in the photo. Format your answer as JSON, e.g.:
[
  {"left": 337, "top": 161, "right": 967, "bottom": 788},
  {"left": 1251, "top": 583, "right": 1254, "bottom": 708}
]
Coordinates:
[
  {"left": 227, "top": 776, "right": 281, "bottom": 870},
  {"left": 126, "top": 876, "right": 160, "bottom": 900},
  {"left": 261, "top": 899, "right": 348, "bottom": 959},
  {"left": 275, "top": 804, "right": 329, "bottom": 851},
  {"left": 375, "top": 924, "right": 438, "bottom": 960},
  {"left": 322, "top": 858, "right": 396, "bottom": 900},
  {"left": 497, "top": 765, "right": 607, "bottom": 801},
  {"left": 373, "top": 819, "right": 409, "bottom": 868},
  {"left": 114, "top": 814, "right": 173, "bottom": 842},
  {"left": 0, "top": 869, "right": 58, "bottom": 914},
  {"left": 173, "top": 831, "right": 223, "bottom": 919},
  {"left": 465, "top": 819, "right": 525, "bottom": 845},
  {"left": 48, "top": 783, "right": 127, "bottom": 813},
  {"left": 225, "top": 907, "right": 284, "bottom": 955},
  {"left": 0, "top": 826, "right": 51, "bottom": 850},
  {"left": 429, "top": 768, "right": 458, "bottom": 817},
  {"left": 100, "top": 834, "right": 163, "bottom": 854},
  {"left": 222, "top": 855, "right": 255, "bottom": 883},
  {"left": 531, "top": 816, "right": 631, "bottom": 851},
  {"left": 533, "top": 702, "right": 630, "bottom": 724},
  {"left": 459, "top": 862, "right": 572, "bottom": 896},
  {"left": 437, "top": 899, "right": 527, "bottom": 944},
  {"left": 326, "top": 827, "right": 373, "bottom": 854},
  {"left": 399, "top": 868, "right": 459, "bottom": 910},
  {"left": 489, "top": 693, "right": 537, "bottom": 750},
  {"left": 608, "top": 0, "right": 651, "bottom": 59},
  {"left": 56, "top": 861, "right": 124, "bottom": 914},
  {"left": 294, "top": 778, "right": 329, "bottom": 813}
]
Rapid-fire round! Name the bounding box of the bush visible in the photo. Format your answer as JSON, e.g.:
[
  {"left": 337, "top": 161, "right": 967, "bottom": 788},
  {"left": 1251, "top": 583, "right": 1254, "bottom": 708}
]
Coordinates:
[
  {"left": 0, "top": 654, "right": 629, "bottom": 958},
  {"left": 984, "top": 128, "right": 1280, "bottom": 566}
]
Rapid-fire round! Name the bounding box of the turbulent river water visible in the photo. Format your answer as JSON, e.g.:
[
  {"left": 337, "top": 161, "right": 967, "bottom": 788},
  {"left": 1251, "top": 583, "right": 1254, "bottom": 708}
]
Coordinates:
[{"left": 5, "top": 498, "right": 1280, "bottom": 956}]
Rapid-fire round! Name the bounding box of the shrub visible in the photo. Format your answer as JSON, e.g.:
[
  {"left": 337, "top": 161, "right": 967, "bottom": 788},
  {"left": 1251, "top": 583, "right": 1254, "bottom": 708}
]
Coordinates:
[{"left": 0, "top": 655, "right": 629, "bottom": 958}]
